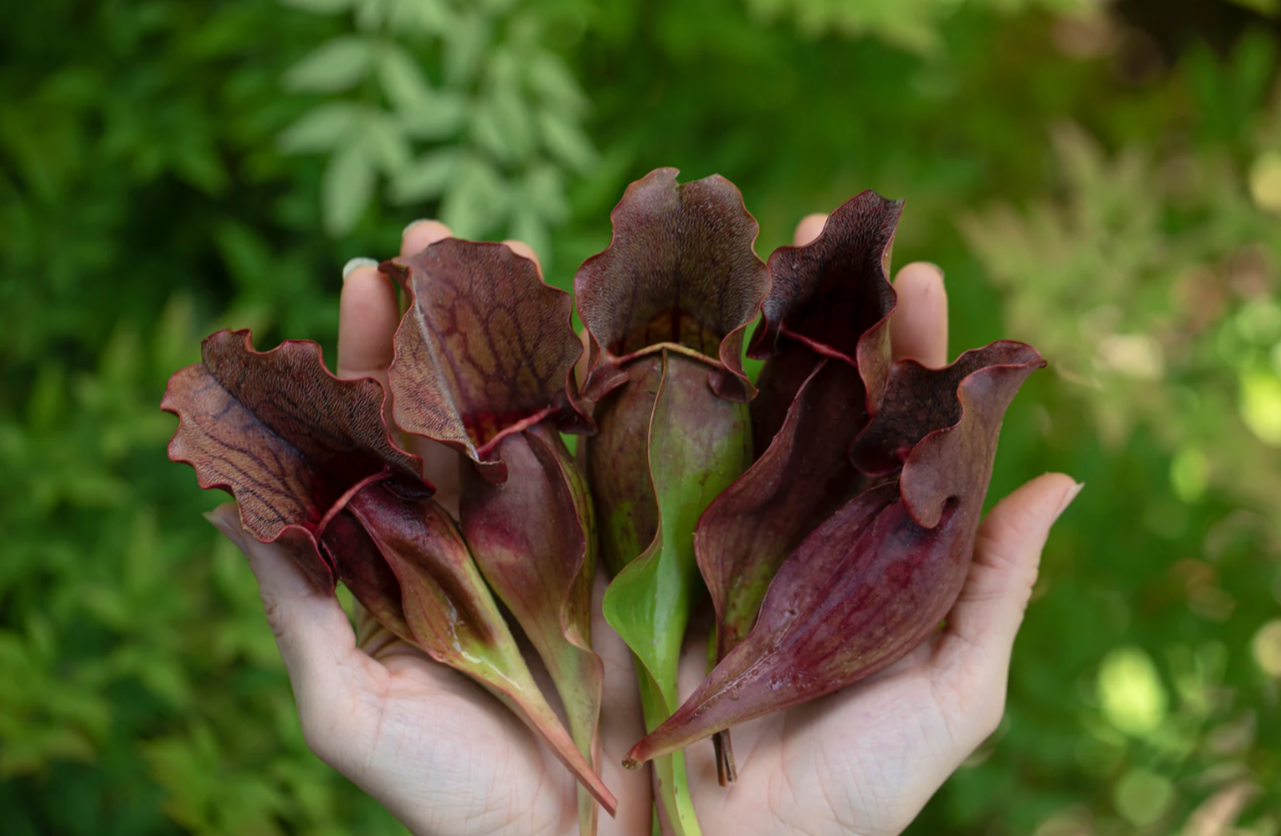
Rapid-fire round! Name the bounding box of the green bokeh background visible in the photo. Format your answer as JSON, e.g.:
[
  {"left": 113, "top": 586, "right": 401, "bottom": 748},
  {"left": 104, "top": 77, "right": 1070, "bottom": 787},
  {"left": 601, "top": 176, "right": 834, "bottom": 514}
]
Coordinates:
[{"left": 2, "top": 0, "right": 1280, "bottom": 833}]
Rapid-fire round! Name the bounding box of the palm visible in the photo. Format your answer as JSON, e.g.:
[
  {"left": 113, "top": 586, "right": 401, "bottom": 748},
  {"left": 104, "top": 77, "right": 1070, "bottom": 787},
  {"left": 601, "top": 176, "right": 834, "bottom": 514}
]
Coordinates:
[
  {"left": 330, "top": 614, "right": 577, "bottom": 832},
  {"left": 331, "top": 595, "right": 952, "bottom": 836},
  {"left": 675, "top": 624, "right": 977, "bottom": 836},
  {"left": 296, "top": 571, "right": 653, "bottom": 836},
  {"left": 214, "top": 219, "right": 1076, "bottom": 836}
]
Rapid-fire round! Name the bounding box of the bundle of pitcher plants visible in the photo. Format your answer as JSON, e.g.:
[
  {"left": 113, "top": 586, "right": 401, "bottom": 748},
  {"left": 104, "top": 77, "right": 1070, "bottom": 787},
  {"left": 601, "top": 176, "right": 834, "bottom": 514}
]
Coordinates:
[{"left": 162, "top": 168, "right": 1044, "bottom": 835}]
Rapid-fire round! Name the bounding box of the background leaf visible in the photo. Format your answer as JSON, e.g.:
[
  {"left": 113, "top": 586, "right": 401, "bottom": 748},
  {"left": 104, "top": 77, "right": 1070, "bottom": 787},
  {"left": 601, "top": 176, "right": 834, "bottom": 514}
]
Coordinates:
[
  {"left": 323, "top": 141, "right": 376, "bottom": 235},
  {"left": 389, "top": 149, "right": 460, "bottom": 204},
  {"left": 278, "top": 102, "right": 365, "bottom": 154},
  {"left": 282, "top": 37, "right": 374, "bottom": 93}
]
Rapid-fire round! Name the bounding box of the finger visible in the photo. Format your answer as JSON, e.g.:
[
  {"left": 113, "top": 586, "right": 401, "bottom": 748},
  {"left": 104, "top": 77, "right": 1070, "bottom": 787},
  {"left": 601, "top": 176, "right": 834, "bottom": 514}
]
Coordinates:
[
  {"left": 574, "top": 324, "right": 593, "bottom": 395},
  {"left": 206, "top": 503, "right": 364, "bottom": 705},
  {"left": 793, "top": 213, "right": 827, "bottom": 247},
  {"left": 890, "top": 262, "right": 948, "bottom": 368},
  {"left": 792, "top": 217, "right": 949, "bottom": 368},
  {"left": 340, "top": 220, "right": 451, "bottom": 384},
  {"left": 351, "top": 597, "right": 417, "bottom": 661},
  {"left": 337, "top": 260, "right": 400, "bottom": 386},
  {"left": 937, "top": 474, "right": 1082, "bottom": 677},
  {"left": 400, "top": 219, "right": 452, "bottom": 258},
  {"left": 410, "top": 436, "right": 461, "bottom": 517},
  {"left": 502, "top": 239, "right": 543, "bottom": 278},
  {"left": 593, "top": 575, "right": 645, "bottom": 736}
]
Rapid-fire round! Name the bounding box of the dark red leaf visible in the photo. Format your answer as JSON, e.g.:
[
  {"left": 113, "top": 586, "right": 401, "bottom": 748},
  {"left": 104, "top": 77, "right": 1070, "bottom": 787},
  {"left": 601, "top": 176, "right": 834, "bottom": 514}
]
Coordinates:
[
  {"left": 748, "top": 190, "right": 902, "bottom": 445},
  {"left": 574, "top": 168, "right": 771, "bottom": 404},
  {"left": 161, "top": 329, "right": 427, "bottom": 590},
  {"left": 164, "top": 331, "right": 618, "bottom": 816},
  {"left": 382, "top": 239, "right": 590, "bottom": 484},
  {"left": 694, "top": 359, "right": 870, "bottom": 666},
  {"left": 625, "top": 344, "right": 1044, "bottom": 766},
  {"left": 851, "top": 342, "right": 1043, "bottom": 511},
  {"left": 692, "top": 191, "right": 902, "bottom": 779},
  {"left": 319, "top": 510, "right": 414, "bottom": 639},
  {"left": 697, "top": 358, "right": 873, "bottom": 784},
  {"left": 383, "top": 240, "right": 613, "bottom": 824}
]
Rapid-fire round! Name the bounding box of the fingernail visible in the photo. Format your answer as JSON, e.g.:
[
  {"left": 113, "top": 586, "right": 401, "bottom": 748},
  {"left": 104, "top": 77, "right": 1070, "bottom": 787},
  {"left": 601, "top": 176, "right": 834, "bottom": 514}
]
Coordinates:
[
  {"left": 341, "top": 257, "right": 378, "bottom": 281},
  {"left": 920, "top": 262, "right": 945, "bottom": 283},
  {"left": 402, "top": 218, "right": 432, "bottom": 237},
  {"left": 204, "top": 510, "right": 247, "bottom": 553},
  {"left": 1054, "top": 481, "right": 1084, "bottom": 521}
]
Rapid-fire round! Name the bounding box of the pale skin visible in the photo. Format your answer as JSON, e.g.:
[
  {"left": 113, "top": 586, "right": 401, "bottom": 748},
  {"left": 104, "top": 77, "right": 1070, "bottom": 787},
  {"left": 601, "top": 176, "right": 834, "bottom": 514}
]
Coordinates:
[{"left": 207, "top": 215, "right": 1082, "bottom": 836}]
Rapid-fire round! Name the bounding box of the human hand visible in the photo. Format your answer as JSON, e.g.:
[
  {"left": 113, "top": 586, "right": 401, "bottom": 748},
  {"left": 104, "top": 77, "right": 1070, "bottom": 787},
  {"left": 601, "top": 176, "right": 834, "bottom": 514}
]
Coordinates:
[
  {"left": 207, "top": 216, "right": 1078, "bottom": 836},
  {"left": 206, "top": 220, "right": 652, "bottom": 836}
]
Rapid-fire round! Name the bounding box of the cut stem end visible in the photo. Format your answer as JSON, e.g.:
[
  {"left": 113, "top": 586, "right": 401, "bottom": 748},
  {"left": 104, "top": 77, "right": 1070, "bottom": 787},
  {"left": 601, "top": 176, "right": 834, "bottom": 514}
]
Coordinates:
[{"left": 712, "top": 730, "right": 737, "bottom": 786}]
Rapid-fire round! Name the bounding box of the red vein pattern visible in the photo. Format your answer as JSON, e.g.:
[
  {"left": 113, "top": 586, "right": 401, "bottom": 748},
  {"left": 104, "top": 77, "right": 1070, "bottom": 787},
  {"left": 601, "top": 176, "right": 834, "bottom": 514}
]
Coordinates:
[
  {"left": 574, "top": 168, "right": 772, "bottom": 403},
  {"left": 383, "top": 240, "right": 588, "bottom": 484},
  {"left": 161, "top": 330, "right": 427, "bottom": 588},
  {"left": 163, "top": 330, "right": 616, "bottom": 814},
  {"left": 382, "top": 241, "right": 613, "bottom": 822}
]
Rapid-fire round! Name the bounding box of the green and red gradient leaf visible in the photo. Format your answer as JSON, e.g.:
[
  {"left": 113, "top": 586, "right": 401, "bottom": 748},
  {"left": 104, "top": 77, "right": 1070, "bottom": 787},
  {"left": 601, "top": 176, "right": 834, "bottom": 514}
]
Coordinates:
[
  {"left": 460, "top": 424, "right": 606, "bottom": 834},
  {"left": 574, "top": 167, "right": 771, "bottom": 404},
  {"left": 344, "top": 482, "right": 617, "bottom": 818},
  {"left": 575, "top": 168, "right": 770, "bottom": 834},
  {"left": 382, "top": 239, "right": 590, "bottom": 485},
  {"left": 598, "top": 351, "right": 752, "bottom": 834},
  {"left": 625, "top": 343, "right": 1045, "bottom": 767},
  {"left": 383, "top": 239, "right": 613, "bottom": 825},
  {"left": 694, "top": 359, "right": 869, "bottom": 673}
]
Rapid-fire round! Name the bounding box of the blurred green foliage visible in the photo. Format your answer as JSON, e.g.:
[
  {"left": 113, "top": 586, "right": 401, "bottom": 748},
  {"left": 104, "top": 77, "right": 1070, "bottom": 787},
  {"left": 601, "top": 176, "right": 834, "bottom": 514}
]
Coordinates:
[{"left": 2, "top": 0, "right": 1279, "bottom": 834}]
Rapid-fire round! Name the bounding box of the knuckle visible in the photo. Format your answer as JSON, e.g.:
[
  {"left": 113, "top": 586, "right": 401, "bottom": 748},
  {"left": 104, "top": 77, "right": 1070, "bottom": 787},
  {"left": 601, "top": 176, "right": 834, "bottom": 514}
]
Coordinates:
[
  {"left": 991, "top": 502, "right": 1043, "bottom": 546},
  {"left": 258, "top": 593, "right": 289, "bottom": 642}
]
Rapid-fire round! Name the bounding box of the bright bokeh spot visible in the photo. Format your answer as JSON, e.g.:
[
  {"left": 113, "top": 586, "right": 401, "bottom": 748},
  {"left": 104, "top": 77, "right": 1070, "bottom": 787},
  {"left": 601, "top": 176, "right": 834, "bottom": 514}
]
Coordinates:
[
  {"left": 1239, "top": 370, "right": 1281, "bottom": 446},
  {"left": 1097, "top": 646, "right": 1168, "bottom": 737},
  {"left": 1253, "top": 619, "right": 1281, "bottom": 678},
  {"left": 1250, "top": 151, "right": 1281, "bottom": 215}
]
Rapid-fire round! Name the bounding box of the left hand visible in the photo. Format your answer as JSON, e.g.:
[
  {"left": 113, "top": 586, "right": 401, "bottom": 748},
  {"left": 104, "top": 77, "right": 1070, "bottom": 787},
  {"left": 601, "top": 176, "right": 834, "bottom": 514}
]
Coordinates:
[{"left": 206, "top": 220, "right": 653, "bottom": 836}]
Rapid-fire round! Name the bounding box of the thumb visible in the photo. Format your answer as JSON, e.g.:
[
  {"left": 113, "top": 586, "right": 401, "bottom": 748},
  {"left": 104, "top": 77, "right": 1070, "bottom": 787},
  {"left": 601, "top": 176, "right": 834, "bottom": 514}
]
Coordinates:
[
  {"left": 206, "top": 503, "right": 363, "bottom": 710},
  {"left": 936, "top": 474, "right": 1081, "bottom": 686}
]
